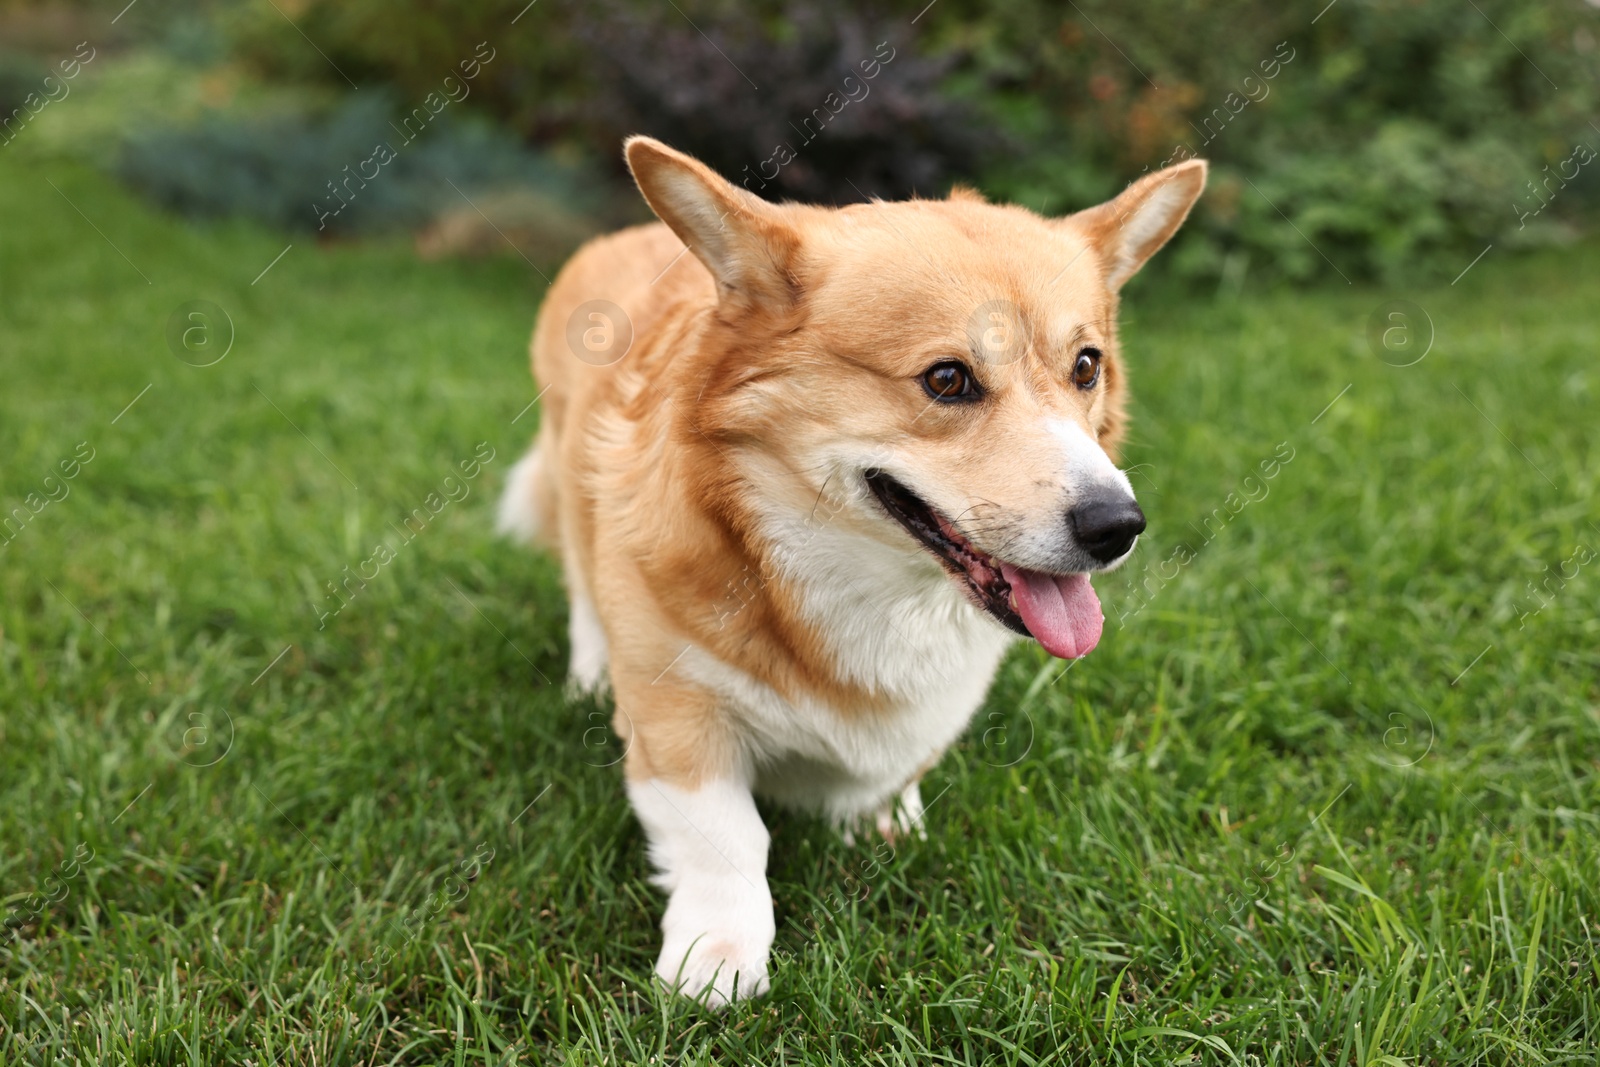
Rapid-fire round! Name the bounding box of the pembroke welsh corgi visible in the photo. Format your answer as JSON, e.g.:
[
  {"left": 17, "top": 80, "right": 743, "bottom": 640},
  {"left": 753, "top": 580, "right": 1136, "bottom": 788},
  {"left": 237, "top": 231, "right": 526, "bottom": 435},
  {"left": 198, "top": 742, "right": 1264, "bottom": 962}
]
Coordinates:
[{"left": 498, "top": 136, "right": 1206, "bottom": 1004}]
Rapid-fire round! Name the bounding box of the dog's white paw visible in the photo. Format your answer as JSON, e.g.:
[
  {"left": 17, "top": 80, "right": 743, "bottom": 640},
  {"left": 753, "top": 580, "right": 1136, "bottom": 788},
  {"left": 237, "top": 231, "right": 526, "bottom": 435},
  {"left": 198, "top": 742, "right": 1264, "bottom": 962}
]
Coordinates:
[
  {"left": 876, "top": 780, "right": 928, "bottom": 843},
  {"left": 655, "top": 928, "right": 771, "bottom": 1007},
  {"left": 655, "top": 872, "right": 774, "bottom": 1007},
  {"left": 628, "top": 777, "right": 774, "bottom": 1007},
  {"left": 838, "top": 780, "right": 928, "bottom": 846}
]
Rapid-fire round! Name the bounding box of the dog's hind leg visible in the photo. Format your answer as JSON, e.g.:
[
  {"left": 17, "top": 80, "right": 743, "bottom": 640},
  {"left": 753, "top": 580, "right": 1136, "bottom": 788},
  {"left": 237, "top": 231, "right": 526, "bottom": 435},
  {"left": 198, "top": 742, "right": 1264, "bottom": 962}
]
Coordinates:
[
  {"left": 498, "top": 421, "right": 605, "bottom": 693},
  {"left": 496, "top": 443, "right": 553, "bottom": 548},
  {"left": 564, "top": 574, "right": 610, "bottom": 696},
  {"left": 497, "top": 413, "right": 564, "bottom": 549}
]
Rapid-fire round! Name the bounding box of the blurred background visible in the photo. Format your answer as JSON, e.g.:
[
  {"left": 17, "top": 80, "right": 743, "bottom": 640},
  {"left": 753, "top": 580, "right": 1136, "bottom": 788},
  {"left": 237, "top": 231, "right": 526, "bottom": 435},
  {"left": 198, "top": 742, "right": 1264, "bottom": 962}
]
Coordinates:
[
  {"left": 4, "top": 0, "right": 1596, "bottom": 283},
  {"left": 4, "top": 1, "right": 1600, "bottom": 1060}
]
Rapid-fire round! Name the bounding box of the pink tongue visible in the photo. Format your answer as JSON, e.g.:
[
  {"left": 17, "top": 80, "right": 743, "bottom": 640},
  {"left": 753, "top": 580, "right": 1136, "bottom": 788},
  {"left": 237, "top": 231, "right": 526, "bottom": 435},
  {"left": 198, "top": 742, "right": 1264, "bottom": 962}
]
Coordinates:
[{"left": 999, "top": 564, "right": 1104, "bottom": 660}]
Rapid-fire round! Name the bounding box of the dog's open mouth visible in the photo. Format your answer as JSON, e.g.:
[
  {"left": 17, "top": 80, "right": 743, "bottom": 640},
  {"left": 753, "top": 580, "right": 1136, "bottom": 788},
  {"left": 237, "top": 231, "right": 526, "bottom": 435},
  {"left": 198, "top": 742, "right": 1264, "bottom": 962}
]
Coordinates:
[{"left": 864, "top": 470, "right": 1104, "bottom": 660}]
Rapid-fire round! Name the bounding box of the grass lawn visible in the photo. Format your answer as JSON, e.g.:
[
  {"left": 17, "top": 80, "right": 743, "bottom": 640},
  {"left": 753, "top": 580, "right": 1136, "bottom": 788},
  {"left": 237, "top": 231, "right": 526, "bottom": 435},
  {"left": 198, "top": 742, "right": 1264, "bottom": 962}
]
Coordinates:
[{"left": 2, "top": 155, "right": 1598, "bottom": 1065}]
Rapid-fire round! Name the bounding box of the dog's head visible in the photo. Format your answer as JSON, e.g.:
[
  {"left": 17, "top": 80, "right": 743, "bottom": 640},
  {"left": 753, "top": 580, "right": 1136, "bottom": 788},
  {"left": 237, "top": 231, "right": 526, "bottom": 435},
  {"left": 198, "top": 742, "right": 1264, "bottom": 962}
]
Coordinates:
[{"left": 626, "top": 137, "right": 1205, "bottom": 660}]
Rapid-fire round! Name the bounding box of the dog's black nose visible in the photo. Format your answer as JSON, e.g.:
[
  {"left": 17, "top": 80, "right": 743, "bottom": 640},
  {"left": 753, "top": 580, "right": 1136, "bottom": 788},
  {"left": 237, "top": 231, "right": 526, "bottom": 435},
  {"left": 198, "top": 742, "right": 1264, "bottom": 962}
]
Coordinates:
[{"left": 1070, "top": 496, "right": 1146, "bottom": 562}]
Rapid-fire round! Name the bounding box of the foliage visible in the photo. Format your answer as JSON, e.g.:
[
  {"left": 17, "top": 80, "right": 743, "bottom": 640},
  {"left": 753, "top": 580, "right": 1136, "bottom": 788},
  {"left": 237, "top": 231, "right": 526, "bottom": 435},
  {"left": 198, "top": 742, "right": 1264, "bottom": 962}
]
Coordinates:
[
  {"left": 3, "top": 158, "right": 1599, "bottom": 1062},
  {"left": 952, "top": 0, "right": 1600, "bottom": 283},
  {"left": 572, "top": 2, "right": 993, "bottom": 203},
  {"left": 115, "top": 92, "right": 603, "bottom": 238},
  {"left": 215, "top": 0, "right": 1600, "bottom": 284},
  {"left": 221, "top": 0, "right": 992, "bottom": 205},
  {"left": 0, "top": 48, "right": 46, "bottom": 120}
]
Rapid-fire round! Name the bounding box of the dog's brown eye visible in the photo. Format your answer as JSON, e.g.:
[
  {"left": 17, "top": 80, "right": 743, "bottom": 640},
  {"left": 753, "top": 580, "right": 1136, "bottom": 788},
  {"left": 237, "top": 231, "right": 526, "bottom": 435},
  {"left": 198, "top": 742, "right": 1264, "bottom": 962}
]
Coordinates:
[
  {"left": 1072, "top": 348, "right": 1102, "bottom": 389},
  {"left": 922, "top": 361, "right": 976, "bottom": 402}
]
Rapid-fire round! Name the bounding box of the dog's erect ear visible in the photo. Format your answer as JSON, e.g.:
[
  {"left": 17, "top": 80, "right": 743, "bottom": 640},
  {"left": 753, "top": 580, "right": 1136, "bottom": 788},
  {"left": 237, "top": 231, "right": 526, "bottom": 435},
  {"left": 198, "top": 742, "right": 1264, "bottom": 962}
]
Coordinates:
[
  {"left": 624, "top": 136, "right": 796, "bottom": 307},
  {"left": 1067, "top": 159, "right": 1207, "bottom": 291}
]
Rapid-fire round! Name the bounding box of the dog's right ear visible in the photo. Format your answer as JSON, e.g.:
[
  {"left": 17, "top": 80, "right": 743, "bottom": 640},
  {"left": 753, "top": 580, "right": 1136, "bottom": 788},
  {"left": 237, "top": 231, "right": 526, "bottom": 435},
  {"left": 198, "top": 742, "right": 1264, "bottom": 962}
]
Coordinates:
[
  {"left": 1065, "top": 159, "right": 1207, "bottom": 292},
  {"left": 624, "top": 136, "right": 797, "bottom": 309}
]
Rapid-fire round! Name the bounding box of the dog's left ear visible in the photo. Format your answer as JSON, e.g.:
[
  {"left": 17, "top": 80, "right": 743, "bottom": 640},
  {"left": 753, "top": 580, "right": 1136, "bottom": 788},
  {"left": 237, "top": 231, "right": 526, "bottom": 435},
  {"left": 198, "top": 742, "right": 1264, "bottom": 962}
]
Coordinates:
[
  {"left": 1067, "top": 160, "right": 1207, "bottom": 291},
  {"left": 624, "top": 136, "right": 797, "bottom": 310}
]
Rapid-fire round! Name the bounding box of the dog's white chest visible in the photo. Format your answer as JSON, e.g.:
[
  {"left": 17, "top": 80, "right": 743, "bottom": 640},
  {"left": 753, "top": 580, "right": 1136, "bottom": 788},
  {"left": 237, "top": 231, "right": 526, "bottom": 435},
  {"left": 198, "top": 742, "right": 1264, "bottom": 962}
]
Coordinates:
[{"left": 682, "top": 529, "right": 1015, "bottom": 820}]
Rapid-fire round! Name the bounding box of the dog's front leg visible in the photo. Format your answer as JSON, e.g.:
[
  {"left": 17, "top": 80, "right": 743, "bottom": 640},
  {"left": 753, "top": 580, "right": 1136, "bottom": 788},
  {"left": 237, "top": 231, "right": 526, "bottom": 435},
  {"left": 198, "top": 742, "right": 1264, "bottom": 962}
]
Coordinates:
[{"left": 626, "top": 774, "right": 774, "bottom": 1006}]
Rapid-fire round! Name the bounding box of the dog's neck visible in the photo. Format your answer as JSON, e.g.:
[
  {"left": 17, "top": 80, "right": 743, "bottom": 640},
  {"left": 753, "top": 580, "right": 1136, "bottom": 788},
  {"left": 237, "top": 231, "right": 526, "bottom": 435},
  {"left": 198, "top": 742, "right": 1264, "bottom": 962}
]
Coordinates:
[{"left": 725, "top": 450, "right": 1016, "bottom": 705}]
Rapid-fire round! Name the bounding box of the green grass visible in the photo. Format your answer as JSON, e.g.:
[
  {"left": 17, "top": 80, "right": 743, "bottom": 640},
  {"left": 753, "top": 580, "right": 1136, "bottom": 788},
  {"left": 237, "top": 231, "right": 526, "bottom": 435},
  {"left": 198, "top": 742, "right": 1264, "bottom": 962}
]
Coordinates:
[{"left": 1, "top": 155, "right": 1597, "bottom": 1066}]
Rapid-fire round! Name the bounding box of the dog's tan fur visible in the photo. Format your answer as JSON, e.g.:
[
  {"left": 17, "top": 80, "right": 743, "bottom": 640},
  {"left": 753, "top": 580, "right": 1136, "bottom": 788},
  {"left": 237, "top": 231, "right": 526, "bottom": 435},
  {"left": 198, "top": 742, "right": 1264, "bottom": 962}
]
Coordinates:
[{"left": 502, "top": 137, "right": 1205, "bottom": 1002}]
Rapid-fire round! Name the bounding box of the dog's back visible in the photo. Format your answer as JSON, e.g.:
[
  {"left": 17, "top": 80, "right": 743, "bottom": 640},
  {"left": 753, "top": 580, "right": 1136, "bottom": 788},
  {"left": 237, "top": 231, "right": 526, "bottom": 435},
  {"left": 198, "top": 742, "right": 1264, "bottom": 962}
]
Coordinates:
[{"left": 498, "top": 222, "right": 710, "bottom": 557}]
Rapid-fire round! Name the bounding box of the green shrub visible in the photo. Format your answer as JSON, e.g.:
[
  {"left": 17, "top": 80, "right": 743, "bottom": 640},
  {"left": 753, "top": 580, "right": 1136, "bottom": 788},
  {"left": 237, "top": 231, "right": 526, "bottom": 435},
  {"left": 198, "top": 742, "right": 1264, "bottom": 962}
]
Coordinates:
[
  {"left": 942, "top": 0, "right": 1599, "bottom": 283},
  {"left": 115, "top": 93, "right": 602, "bottom": 236},
  {"left": 222, "top": 0, "right": 992, "bottom": 204},
  {"left": 200, "top": 0, "right": 1600, "bottom": 281},
  {"left": 571, "top": 1, "right": 994, "bottom": 202},
  {"left": 0, "top": 48, "right": 47, "bottom": 121}
]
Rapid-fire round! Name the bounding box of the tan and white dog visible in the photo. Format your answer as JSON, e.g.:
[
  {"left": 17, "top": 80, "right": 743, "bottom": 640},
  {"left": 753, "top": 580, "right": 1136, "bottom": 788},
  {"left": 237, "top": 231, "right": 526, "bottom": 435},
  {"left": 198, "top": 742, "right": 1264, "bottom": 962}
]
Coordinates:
[{"left": 499, "top": 136, "right": 1205, "bottom": 1005}]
